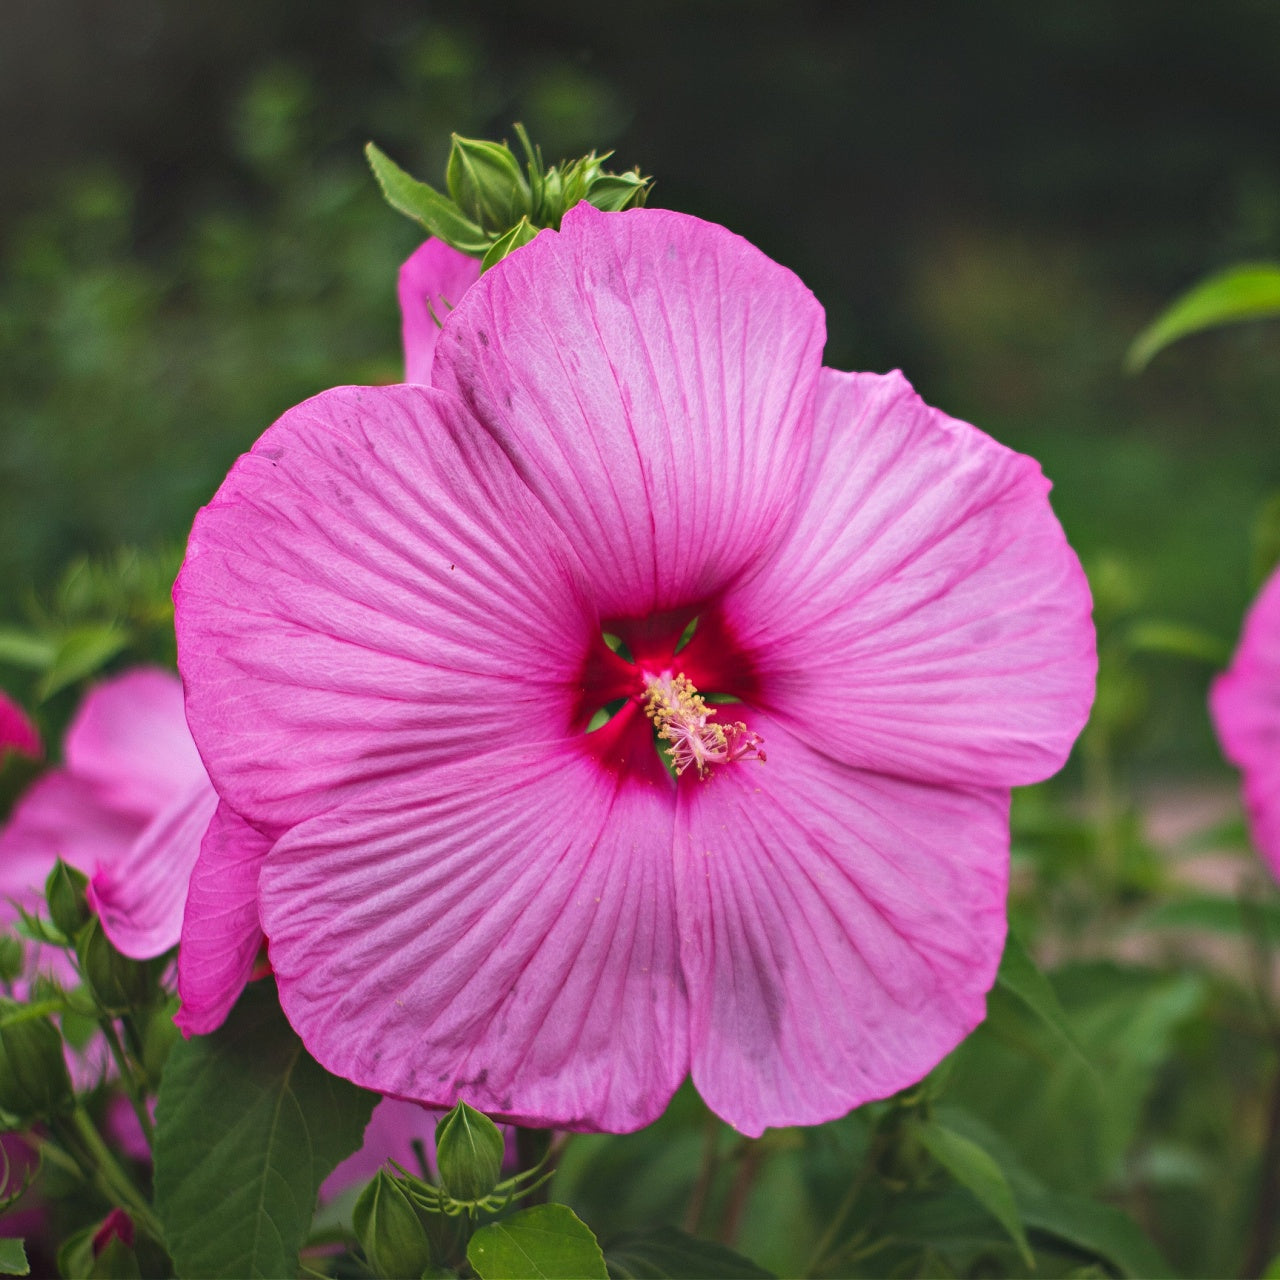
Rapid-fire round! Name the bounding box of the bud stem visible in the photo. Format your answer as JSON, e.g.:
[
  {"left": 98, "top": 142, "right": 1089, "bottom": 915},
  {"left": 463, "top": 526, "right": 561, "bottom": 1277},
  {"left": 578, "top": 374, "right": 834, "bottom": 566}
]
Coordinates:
[
  {"left": 49, "top": 1109, "right": 162, "bottom": 1239},
  {"left": 97, "top": 1016, "right": 154, "bottom": 1148}
]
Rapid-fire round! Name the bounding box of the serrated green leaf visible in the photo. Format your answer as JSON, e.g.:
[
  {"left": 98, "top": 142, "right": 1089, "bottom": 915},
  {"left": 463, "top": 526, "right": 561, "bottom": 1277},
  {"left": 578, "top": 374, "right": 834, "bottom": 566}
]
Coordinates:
[
  {"left": 36, "top": 625, "right": 129, "bottom": 700},
  {"left": 1127, "top": 262, "right": 1280, "bottom": 371},
  {"left": 153, "top": 981, "right": 378, "bottom": 1278},
  {"left": 0, "top": 1239, "right": 27, "bottom": 1276},
  {"left": 604, "top": 1226, "right": 773, "bottom": 1278},
  {"left": 913, "top": 1119, "right": 1033, "bottom": 1269},
  {"left": 364, "top": 143, "right": 489, "bottom": 254},
  {"left": 1019, "top": 1189, "right": 1171, "bottom": 1278},
  {"left": 991, "top": 930, "right": 1093, "bottom": 1077},
  {"left": 0, "top": 631, "right": 55, "bottom": 671},
  {"left": 468, "top": 1204, "right": 608, "bottom": 1280}
]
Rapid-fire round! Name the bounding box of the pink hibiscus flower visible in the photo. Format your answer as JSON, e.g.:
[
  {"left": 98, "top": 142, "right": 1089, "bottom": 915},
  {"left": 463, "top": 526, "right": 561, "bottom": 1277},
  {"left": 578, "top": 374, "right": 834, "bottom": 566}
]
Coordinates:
[
  {"left": 1211, "top": 565, "right": 1280, "bottom": 877},
  {"left": 0, "top": 693, "right": 39, "bottom": 761},
  {"left": 0, "top": 668, "right": 212, "bottom": 961},
  {"left": 174, "top": 203, "right": 1096, "bottom": 1136}
]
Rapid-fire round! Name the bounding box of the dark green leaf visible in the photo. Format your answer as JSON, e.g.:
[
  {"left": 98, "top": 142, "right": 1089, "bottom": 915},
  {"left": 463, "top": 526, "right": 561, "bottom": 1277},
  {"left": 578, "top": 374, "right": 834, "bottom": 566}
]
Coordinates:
[
  {"left": 153, "top": 981, "right": 378, "bottom": 1278},
  {"left": 37, "top": 625, "right": 129, "bottom": 700},
  {"left": 481, "top": 217, "right": 539, "bottom": 271},
  {"left": 0, "top": 1239, "right": 27, "bottom": 1276},
  {"left": 1020, "top": 1189, "right": 1171, "bottom": 1278},
  {"left": 1127, "top": 262, "right": 1280, "bottom": 371},
  {"left": 991, "top": 930, "right": 1093, "bottom": 1076},
  {"left": 1130, "top": 892, "right": 1280, "bottom": 941},
  {"left": 604, "top": 1226, "right": 773, "bottom": 1279},
  {"left": 468, "top": 1204, "right": 608, "bottom": 1280},
  {"left": 364, "top": 143, "right": 489, "bottom": 254},
  {"left": 913, "top": 1119, "right": 1033, "bottom": 1268}
]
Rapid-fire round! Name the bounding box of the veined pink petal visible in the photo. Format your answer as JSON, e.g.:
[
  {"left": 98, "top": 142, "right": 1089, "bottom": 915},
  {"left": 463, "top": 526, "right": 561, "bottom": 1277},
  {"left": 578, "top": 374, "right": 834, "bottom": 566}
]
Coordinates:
[
  {"left": 432, "top": 203, "right": 826, "bottom": 617},
  {"left": 89, "top": 778, "right": 218, "bottom": 959},
  {"left": 721, "top": 369, "right": 1095, "bottom": 788},
  {"left": 675, "top": 714, "right": 1008, "bottom": 1137},
  {"left": 0, "top": 694, "right": 39, "bottom": 759},
  {"left": 258, "top": 743, "right": 687, "bottom": 1133},
  {"left": 1212, "top": 566, "right": 1280, "bottom": 877},
  {"left": 175, "top": 383, "right": 597, "bottom": 833},
  {"left": 0, "top": 772, "right": 141, "bottom": 916},
  {"left": 175, "top": 801, "right": 272, "bottom": 1036},
  {"left": 399, "top": 239, "right": 482, "bottom": 384},
  {"left": 65, "top": 669, "right": 205, "bottom": 818}
]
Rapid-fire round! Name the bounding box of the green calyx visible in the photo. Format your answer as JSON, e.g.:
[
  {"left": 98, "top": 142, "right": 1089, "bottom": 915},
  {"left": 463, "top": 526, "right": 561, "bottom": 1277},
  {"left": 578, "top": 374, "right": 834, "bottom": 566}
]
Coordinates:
[{"left": 366, "top": 125, "right": 651, "bottom": 272}]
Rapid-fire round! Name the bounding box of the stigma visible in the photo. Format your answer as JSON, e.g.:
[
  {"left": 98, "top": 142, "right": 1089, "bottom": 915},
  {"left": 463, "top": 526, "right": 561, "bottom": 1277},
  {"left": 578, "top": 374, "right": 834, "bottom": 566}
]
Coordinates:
[{"left": 643, "top": 673, "right": 766, "bottom": 779}]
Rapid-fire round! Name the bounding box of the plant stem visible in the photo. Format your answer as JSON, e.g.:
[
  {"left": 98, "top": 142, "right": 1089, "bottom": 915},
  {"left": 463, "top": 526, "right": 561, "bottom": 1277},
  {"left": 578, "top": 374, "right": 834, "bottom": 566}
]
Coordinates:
[
  {"left": 803, "top": 1130, "right": 884, "bottom": 1278},
  {"left": 99, "top": 1017, "right": 154, "bottom": 1148},
  {"left": 1243, "top": 1049, "right": 1280, "bottom": 1278},
  {"left": 719, "top": 1140, "right": 763, "bottom": 1247},
  {"left": 53, "top": 1108, "right": 162, "bottom": 1238},
  {"left": 684, "top": 1117, "right": 721, "bottom": 1234}
]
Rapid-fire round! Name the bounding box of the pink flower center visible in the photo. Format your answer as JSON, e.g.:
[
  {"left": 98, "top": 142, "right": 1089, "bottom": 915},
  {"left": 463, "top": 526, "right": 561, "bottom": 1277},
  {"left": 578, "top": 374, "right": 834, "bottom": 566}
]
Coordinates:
[{"left": 643, "top": 672, "right": 765, "bottom": 778}]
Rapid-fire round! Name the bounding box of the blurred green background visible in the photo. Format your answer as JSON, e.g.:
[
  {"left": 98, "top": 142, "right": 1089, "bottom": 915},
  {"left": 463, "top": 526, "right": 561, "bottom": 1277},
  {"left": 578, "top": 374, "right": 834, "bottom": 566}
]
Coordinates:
[{"left": 3, "top": 0, "right": 1280, "bottom": 777}]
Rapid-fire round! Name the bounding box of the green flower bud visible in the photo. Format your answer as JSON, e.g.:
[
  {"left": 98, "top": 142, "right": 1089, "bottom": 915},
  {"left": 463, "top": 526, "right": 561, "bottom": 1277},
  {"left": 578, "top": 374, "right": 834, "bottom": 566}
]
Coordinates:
[
  {"left": 354, "top": 1169, "right": 434, "bottom": 1280},
  {"left": 446, "top": 135, "right": 531, "bottom": 235},
  {"left": 46, "top": 858, "right": 91, "bottom": 939},
  {"left": 0, "top": 1000, "right": 73, "bottom": 1124},
  {"left": 434, "top": 1101, "right": 504, "bottom": 1202},
  {"left": 76, "top": 919, "right": 157, "bottom": 1016},
  {"left": 0, "top": 935, "right": 24, "bottom": 986}
]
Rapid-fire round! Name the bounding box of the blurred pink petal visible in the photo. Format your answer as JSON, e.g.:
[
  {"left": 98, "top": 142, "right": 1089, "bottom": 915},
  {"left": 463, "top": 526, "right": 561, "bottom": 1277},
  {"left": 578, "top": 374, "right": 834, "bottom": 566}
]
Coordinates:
[
  {"left": 1212, "top": 566, "right": 1280, "bottom": 876},
  {"left": 177, "top": 205, "right": 1095, "bottom": 1133},
  {"left": 321, "top": 1097, "right": 439, "bottom": 1200},
  {"left": 399, "top": 239, "right": 481, "bottom": 384},
  {"left": 0, "top": 694, "right": 39, "bottom": 760}
]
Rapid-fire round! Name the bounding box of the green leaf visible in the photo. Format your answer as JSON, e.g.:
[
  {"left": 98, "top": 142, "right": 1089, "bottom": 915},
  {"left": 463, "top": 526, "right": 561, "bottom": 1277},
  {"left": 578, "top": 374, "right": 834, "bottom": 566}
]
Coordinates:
[
  {"left": 913, "top": 1119, "right": 1034, "bottom": 1269},
  {"left": 0, "top": 630, "right": 55, "bottom": 671},
  {"left": 1124, "top": 620, "right": 1230, "bottom": 665},
  {"left": 36, "top": 624, "right": 129, "bottom": 700},
  {"left": 468, "top": 1204, "right": 608, "bottom": 1280},
  {"left": 604, "top": 1226, "right": 773, "bottom": 1278},
  {"left": 1019, "top": 1189, "right": 1171, "bottom": 1278},
  {"left": 1130, "top": 891, "right": 1280, "bottom": 942},
  {"left": 1127, "top": 262, "right": 1280, "bottom": 371},
  {"left": 435, "top": 1101, "right": 505, "bottom": 1201},
  {"left": 0, "top": 1239, "right": 27, "bottom": 1276},
  {"left": 364, "top": 143, "right": 490, "bottom": 254},
  {"left": 481, "top": 217, "right": 539, "bottom": 272},
  {"left": 153, "top": 981, "right": 378, "bottom": 1278},
  {"left": 990, "top": 930, "right": 1092, "bottom": 1076}
]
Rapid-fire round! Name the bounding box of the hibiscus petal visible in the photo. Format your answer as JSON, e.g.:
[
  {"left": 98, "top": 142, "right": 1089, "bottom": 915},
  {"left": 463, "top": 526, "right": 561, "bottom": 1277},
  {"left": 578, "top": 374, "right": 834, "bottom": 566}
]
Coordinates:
[
  {"left": 174, "top": 801, "right": 273, "bottom": 1036},
  {"left": 0, "top": 772, "right": 142, "bottom": 917},
  {"left": 64, "top": 669, "right": 205, "bottom": 817},
  {"left": 399, "top": 239, "right": 482, "bottom": 384},
  {"left": 432, "top": 203, "right": 826, "bottom": 617},
  {"left": 321, "top": 1097, "right": 440, "bottom": 1200},
  {"left": 1211, "top": 566, "right": 1280, "bottom": 877},
  {"left": 721, "top": 369, "right": 1095, "bottom": 788},
  {"left": 88, "top": 778, "right": 218, "bottom": 959},
  {"left": 0, "top": 693, "right": 39, "bottom": 759},
  {"left": 175, "top": 384, "right": 596, "bottom": 832},
  {"left": 258, "top": 743, "right": 688, "bottom": 1133},
  {"left": 676, "top": 715, "right": 1008, "bottom": 1136}
]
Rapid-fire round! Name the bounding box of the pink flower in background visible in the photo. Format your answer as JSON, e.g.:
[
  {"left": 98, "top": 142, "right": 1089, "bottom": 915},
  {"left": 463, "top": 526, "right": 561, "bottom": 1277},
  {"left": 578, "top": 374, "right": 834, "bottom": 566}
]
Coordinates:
[
  {"left": 398, "top": 239, "right": 482, "bottom": 383},
  {"left": 175, "top": 203, "right": 1095, "bottom": 1136},
  {"left": 1211, "top": 565, "right": 1280, "bottom": 878},
  {"left": 0, "top": 693, "right": 39, "bottom": 760},
  {"left": 0, "top": 668, "right": 213, "bottom": 960}
]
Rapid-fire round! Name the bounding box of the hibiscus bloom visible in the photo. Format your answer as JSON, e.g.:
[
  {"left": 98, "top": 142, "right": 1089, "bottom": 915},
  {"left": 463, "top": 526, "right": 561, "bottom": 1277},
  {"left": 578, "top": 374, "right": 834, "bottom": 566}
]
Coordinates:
[
  {"left": 0, "top": 694, "right": 39, "bottom": 760},
  {"left": 0, "top": 668, "right": 211, "bottom": 960},
  {"left": 175, "top": 204, "right": 1095, "bottom": 1136},
  {"left": 1211, "top": 565, "right": 1280, "bottom": 877}
]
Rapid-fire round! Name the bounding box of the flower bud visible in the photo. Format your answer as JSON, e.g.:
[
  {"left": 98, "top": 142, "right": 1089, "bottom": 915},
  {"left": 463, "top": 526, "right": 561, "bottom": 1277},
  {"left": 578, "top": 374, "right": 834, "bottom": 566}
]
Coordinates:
[
  {"left": 434, "top": 1101, "right": 504, "bottom": 1202},
  {"left": 0, "top": 936, "right": 24, "bottom": 986},
  {"left": 446, "top": 135, "right": 530, "bottom": 235},
  {"left": 76, "top": 919, "right": 156, "bottom": 1015},
  {"left": 92, "top": 1208, "right": 135, "bottom": 1257},
  {"left": 354, "top": 1169, "right": 434, "bottom": 1280},
  {"left": 0, "top": 1000, "right": 73, "bottom": 1124},
  {"left": 46, "top": 858, "right": 91, "bottom": 939}
]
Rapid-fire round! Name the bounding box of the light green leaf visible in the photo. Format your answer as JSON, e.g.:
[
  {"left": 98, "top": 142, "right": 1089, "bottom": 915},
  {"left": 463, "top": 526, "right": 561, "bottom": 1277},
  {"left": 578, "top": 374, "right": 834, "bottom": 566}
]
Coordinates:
[
  {"left": 468, "top": 1204, "right": 608, "bottom": 1280},
  {"left": 0, "top": 1239, "right": 27, "bottom": 1276},
  {"left": 37, "top": 624, "right": 129, "bottom": 700},
  {"left": 604, "top": 1227, "right": 773, "bottom": 1278},
  {"left": 364, "top": 143, "right": 490, "bottom": 254},
  {"left": 0, "top": 631, "right": 55, "bottom": 671},
  {"left": 153, "top": 981, "right": 378, "bottom": 1278},
  {"left": 1124, "top": 620, "right": 1230, "bottom": 665},
  {"left": 1127, "top": 262, "right": 1280, "bottom": 371},
  {"left": 913, "top": 1119, "right": 1033, "bottom": 1269},
  {"left": 1130, "top": 892, "right": 1280, "bottom": 942},
  {"left": 1019, "top": 1189, "right": 1171, "bottom": 1278},
  {"left": 990, "top": 930, "right": 1093, "bottom": 1076}
]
